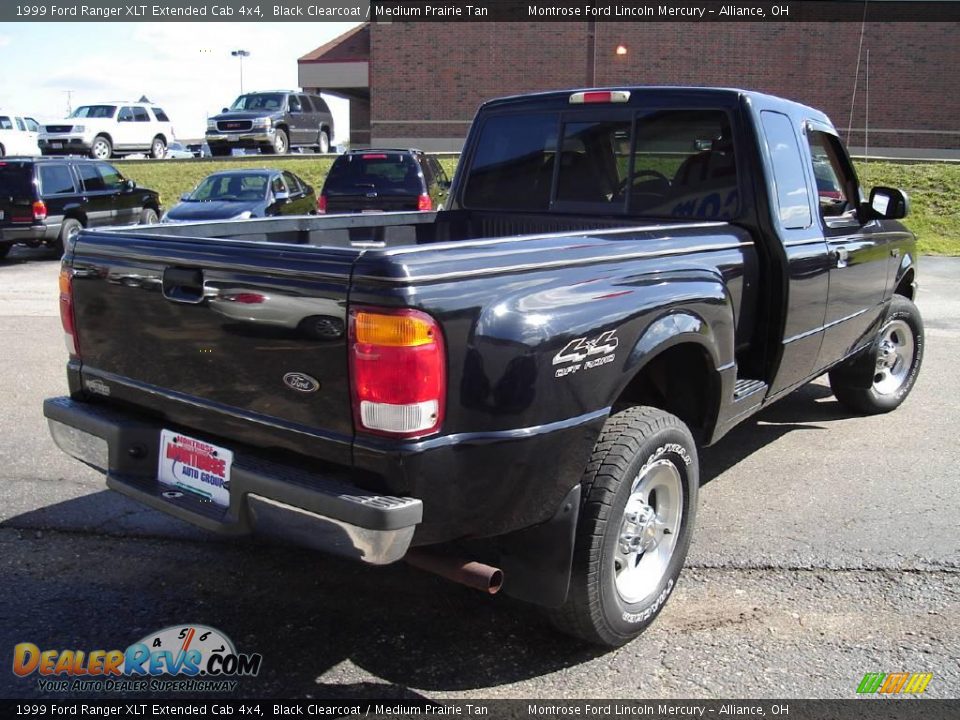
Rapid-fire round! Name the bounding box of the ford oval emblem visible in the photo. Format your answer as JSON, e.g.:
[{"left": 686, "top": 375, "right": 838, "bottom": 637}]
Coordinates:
[{"left": 283, "top": 372, "right": 320, "bottom": 393}]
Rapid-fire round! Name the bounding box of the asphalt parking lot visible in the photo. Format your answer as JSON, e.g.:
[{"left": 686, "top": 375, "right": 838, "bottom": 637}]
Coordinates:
[{"left": 0, "top": 246, "right": 957, "bottom": 700}]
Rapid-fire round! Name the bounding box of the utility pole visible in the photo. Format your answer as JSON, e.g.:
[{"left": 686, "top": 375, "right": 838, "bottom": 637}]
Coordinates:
[{"left": 64, "top": 90, "right": 73, "bottom": 115}]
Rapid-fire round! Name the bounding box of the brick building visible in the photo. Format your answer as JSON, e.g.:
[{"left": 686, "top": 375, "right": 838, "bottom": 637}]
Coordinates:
[{"left": 299, "top": 21, "right": 959, "bottom": 157}]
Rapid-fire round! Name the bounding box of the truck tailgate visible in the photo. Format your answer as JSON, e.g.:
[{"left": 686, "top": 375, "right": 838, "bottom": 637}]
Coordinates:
[{"left": 69, "top": 231, "right": 358, "bottom": 465}]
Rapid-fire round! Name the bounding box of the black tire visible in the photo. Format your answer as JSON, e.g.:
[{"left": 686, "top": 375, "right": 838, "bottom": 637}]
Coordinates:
[
  {"left": 318, "top": 130, "right": 330, "bottom": 154},
  {"left": 209, "top": 145, "right": 231, "bottom": 157},
  {"left": 90, "top": 135, "right": 112, "bottom": 160},
  {"left": 829, "top": 295, "right": 924, "bottom": 414},
  {"left": 0, "top": 143, "right": 5, "bottom": 158},
  {"left": 150, "top": 136, "right": 167, "bottom": 159},
  {"left": 0, "top": 243, "right": 11, "bottom": 261},
  {"left": 54, "top": 218, "right": 83, "bottom": 256},
  {"left": 267, "top": 128, "right": 288, "bottom": 155},
  {"left": 547, "top": 406, "right": 699, "bottom": 647},
  {"left": 139, "top": 207, "right": 159, "bottom": 225}
]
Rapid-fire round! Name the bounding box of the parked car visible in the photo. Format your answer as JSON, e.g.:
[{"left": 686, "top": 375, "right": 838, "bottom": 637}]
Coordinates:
[
  {"left": 161, "top": 169, "right": 317, "bottom": 223},
  {"left": 0, "top": 157, "right": 161, "bottom": 259},
  {"left": 0, "top": 113, "right": 41, "bottom": 157},
  {"left": 206, "top": 91, "right": 334, "bottom": 156},
  {"left": 45, "top": 88, "right": 921, "bottom": 647},
  {"left": 39, "top": 103, "right": 175, "bottom": 160},
  {"left": 319, "top": 149, "right": 451, "bottom": 213},
  {"left": 163, "top": 142, "right": 194, "bottom": 160}
]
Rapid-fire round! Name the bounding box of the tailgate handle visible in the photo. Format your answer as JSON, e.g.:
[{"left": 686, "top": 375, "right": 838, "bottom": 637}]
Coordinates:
[{"left": 162, "top": 267, "right": 207, "bottom": 304}]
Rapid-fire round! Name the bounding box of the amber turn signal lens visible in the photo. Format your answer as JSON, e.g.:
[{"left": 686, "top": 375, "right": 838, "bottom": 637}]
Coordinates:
[{"left": 354, "top": 311, "right": 435, "bottom": 347}]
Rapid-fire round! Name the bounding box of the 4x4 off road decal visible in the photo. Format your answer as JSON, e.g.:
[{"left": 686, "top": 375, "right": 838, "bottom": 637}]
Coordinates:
[{"left": 553, "top": 330, "right": 619, "bottom": 378}]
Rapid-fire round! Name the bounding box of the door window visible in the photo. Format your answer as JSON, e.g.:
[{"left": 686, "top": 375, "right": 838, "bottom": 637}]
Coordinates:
[
  {"left": 282, "top": 172, "right": 302, "bottom": 194},
  {"left": 807, "top": 130, "right": 861, "bottom": 228},
  {"left": 132, "top": 107, "right": 151, "bottom": 122},
  {"left": 24, "top": 118, "right": 39, "bottom": 132},
  {"left": 15, "top": 117, "right": 26, "bottom": 131},
  {"left": 271, "top": 175, "right": 288, "bottom": 195},
  {"left": 95, "top": 163, "right": 125, "bottom": 191},
  {"left": 78, "top": 164, "right": 105, "bottom": 192},
  {"left": 117, "top": 107, "right": 136, "bottom": 123},
  {"left": 0, "top": 116, "right": 12, "bottom": 130},
  {"left": 760, "top": 111, "right": 812, "bottom": 230},
  {"left": 297, "top": 95, "right": 314, "bottom": 113}
]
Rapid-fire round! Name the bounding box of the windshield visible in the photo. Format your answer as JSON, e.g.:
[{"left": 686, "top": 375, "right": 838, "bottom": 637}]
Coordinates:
[
  {"left": 70, "top": 105, "right": 117, "bottom": 119},
  {"left": 188, "top": 173, "right": 268, "bottom": 202},
  {"left": 229, "top": 94, "right": 285, "bottom": 112},
  {"left": 463, "top": 109, "right": 739, "bottom": 220}
]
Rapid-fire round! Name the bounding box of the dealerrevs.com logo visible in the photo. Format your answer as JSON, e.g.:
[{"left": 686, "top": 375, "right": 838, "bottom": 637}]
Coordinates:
[{"left": 12, "top": 624, "right": 262, "bottom": 693}]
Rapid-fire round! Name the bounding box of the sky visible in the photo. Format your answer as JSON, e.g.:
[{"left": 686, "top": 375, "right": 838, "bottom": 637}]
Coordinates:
[{"left": 0, "top": 22, "right": 362, "bottom": 141}]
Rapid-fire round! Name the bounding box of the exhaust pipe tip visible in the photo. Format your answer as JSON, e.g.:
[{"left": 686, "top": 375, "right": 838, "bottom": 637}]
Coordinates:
[{"left": 406, "top": 551, "right": 504, "bottom": 595}]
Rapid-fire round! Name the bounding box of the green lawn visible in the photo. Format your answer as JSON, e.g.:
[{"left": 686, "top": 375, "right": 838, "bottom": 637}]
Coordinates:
[{"left": 117, "top": 157, "right": 959, "bottom": 256}]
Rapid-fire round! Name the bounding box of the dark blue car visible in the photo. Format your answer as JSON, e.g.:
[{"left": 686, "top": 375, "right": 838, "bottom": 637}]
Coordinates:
[{"left": 161, "top": 169, "right": 317, "bottom": 223}]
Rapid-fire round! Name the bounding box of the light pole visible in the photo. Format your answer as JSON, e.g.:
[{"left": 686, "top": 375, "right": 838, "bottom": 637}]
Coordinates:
[{"left": 231, "top": 50, "right": 250, "bottom": 94}]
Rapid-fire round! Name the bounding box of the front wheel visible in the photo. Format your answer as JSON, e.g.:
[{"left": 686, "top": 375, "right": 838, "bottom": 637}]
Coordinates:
[
  {"left": 266, "top": 129, "right": 288, "bottom": 155},
  {"left": 90, "top": 135, "right": 112, "bottom": 160},
  {"left": 829, "top": 295, "right": 924, "bottom": 414},
  {"left": 139, "top": 207, "right": 159, "bottom": 225},
  {"left": 547, "top": 406, "right": 698, "bottom": 646}
]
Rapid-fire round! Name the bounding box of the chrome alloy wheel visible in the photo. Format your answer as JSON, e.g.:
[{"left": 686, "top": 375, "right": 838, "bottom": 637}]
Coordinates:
[
  {"left": 873, "top": 319, "right": 915, "bottom": 396},
  {"left": 614, "top": 459, "right": 683, "bottom": 604}
]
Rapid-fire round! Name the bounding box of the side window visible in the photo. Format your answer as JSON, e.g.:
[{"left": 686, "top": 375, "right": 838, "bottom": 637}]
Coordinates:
[
  {"left": 25, "top": 118, "right": 40, "bottom": 132},
  {"left": 0, "top": 116, "right": 13, "bottom": 130},
  {"left": 132, "top": 107, "right": 150, "bottom": 122},
  {"left": 152, "top": 108, "right": 170, "bottom": 122},
  {"left": 288, "top": 95, "right": 302, "bottom": 113},
  {"left": 271, "top": 175, "right": 287, "bottom": 194},
  {"left": 39, "top": 164, "right": 77, "bottom": 195},
  {"left": 760, "top": 111, "right": 812, "bottom": 230},
  {"left": 96, "top": 163, "right": 125, "bottom": 190},
  {"left": 312, "top": 96, "right": 330, "bottom": 114},
  {"left": 297, "top": 95, "right": 314, "bottom": 113},
  {"left": 418, "top": 155, "right": 434, "bottom": 185},
  {"left": 78, "top": 164, "right": 105, "bottom": 192},
  {"left": 431, "top": 158, "right": 448, "bottom": 186},
  {"left": 807, "top": 130, "right": 860, "bottom": 225},
  {"left": 118, "top": 107, "right": 135, "bottom": 123},
  {"left": 15, "top": 117, "right": 26, "bottom": 131}
]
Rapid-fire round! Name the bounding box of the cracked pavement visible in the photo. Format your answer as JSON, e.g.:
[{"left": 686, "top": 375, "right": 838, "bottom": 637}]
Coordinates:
[{"left": 0, "top": 248, "right": 957, "bottom": 699}]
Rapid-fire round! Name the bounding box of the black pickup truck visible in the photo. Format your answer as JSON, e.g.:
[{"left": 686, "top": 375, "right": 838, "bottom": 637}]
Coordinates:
[{"left": 44, "top": 88, "right": 922, "bottom": 646}]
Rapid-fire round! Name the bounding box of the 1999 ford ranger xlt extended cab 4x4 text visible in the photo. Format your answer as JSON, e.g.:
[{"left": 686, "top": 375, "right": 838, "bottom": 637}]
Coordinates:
[{"left": 44, "top": 88, "right": 923, "bottom": 646}]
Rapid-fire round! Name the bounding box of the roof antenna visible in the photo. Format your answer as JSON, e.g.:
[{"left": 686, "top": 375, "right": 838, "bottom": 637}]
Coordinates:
[{"left": 846, "top": 0, "right": 869, "bottom": 148}]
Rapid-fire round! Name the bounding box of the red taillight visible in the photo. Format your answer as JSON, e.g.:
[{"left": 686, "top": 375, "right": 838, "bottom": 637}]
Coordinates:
[
  {"left": 33, "top": 200, "right": 47, "bottom": 221},
  {"left": 349, "top": 307, "right": 445, "bottom": 438},
  {"left": 317, "top": 194, "right": 327, "bottom": 213},
  {"left": 361, "top": 154, "right": 388, "bottom": 159},
  {"left": 417, "top": 193, "right": 432, "bottom": 212},
  {"left": 59, "top": 267, "right": 79, "bottom": 357}
]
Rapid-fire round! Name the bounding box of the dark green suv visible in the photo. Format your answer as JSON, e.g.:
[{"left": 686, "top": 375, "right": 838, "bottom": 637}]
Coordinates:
[{"left": 0, "top": 157, "right": 162, "bottom": 260}]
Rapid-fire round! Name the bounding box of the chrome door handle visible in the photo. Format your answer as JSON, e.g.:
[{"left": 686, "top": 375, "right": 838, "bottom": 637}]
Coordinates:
[{"left": 834, "top": 246, "right": 849, "bottom": 268}]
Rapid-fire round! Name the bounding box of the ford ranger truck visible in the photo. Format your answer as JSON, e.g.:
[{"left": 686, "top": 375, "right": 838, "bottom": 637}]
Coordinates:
[{"left": 44, "top": 88, "right": 922, "bottom": 647}]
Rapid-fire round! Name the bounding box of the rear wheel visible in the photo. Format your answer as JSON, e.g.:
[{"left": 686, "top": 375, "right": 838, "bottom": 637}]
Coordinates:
[
  {"left": 90, "top": 135, "right": 112, "bottom": 160},
  {"left": 0, "top": 244, "right": 11, "bottom": 261},
  {"left": 829, "top": 295, "right": 924, "bottom": 414},
  {"left": 54, "top": 218, "right": 83, "bottom": 256},
  {"left": 139, "top": 207, "right": 159, "bottom": 225},
  {"left": 318, "top": 130, "right": 330, "bottom": 153},
  {"left": 547, "top": 406, "right": 698, "bottom": 646}
]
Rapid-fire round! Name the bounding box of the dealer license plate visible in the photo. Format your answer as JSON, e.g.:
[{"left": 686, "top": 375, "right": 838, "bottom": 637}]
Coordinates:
[
  {"left": 51, "top": 142, "right": 63, "bottom": 149},
  {"left": 158, "top": 430, "right": 233, "bottom": 508}
]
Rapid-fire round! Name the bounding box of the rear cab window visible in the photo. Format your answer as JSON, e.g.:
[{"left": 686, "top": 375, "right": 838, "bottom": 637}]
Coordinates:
[
  {"left": 759, "top": 110, "right": 812, "bottom": 230},
  {"left": 463, "top": 107, "right": 740, "bottom": 220}
]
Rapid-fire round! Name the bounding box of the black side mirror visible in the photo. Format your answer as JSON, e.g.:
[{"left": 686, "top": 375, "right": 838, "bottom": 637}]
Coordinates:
[
  {"left": 221, "top": 107, "right": 229, "bottom": 113},
  {"left": 869, "top": 186, "right": 909, "bottom": 220},
  {"left": 180, "top": 193, "right": 190, "bottom": 201}
]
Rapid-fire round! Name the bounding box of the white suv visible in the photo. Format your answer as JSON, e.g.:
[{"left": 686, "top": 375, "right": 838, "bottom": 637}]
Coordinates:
[
  {"left": 0, "top": 113, "right": 41, "bottom": 157},
  {"left": 39, "top": 103, "right": 174, "bottom": 159}
]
